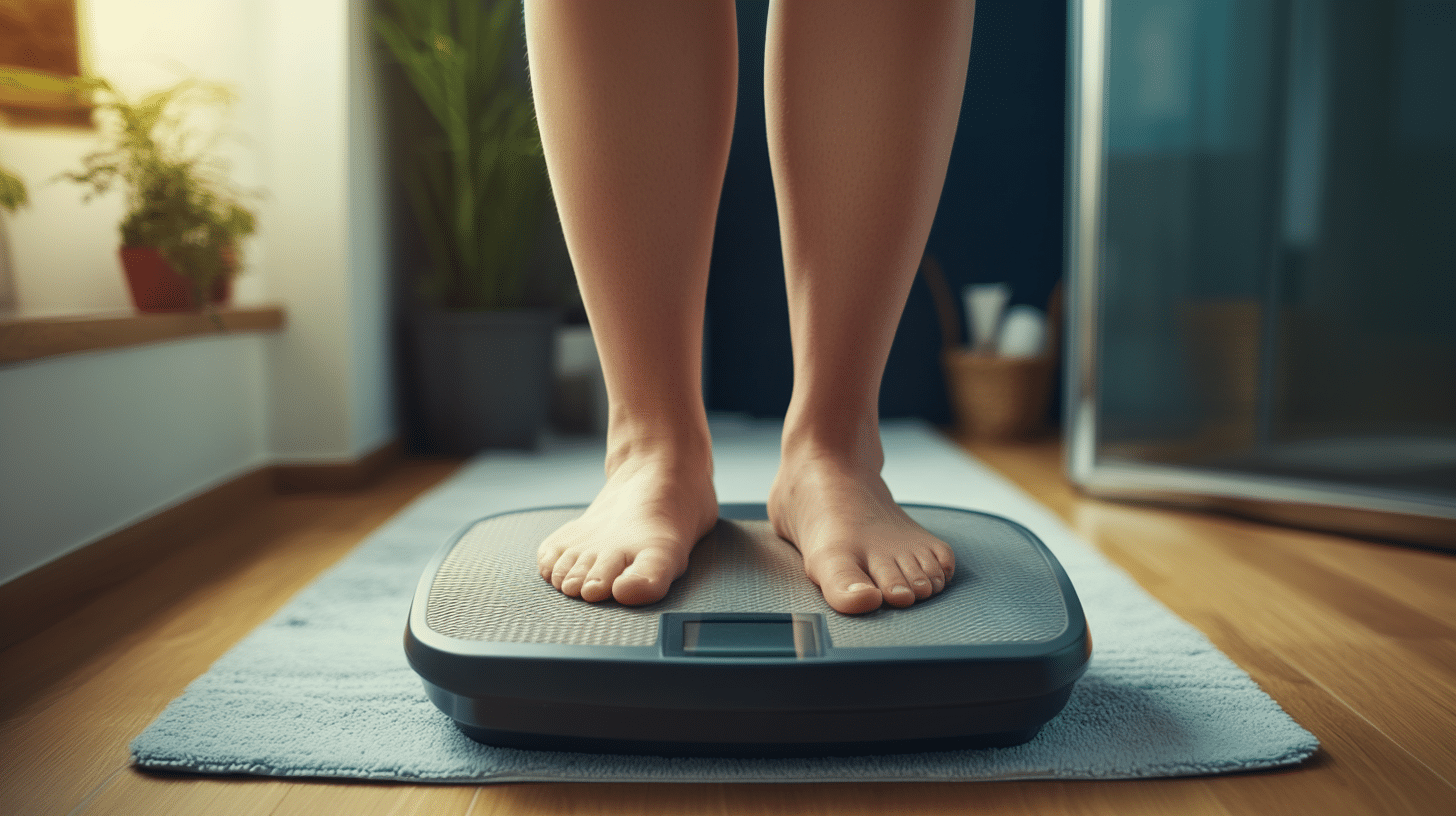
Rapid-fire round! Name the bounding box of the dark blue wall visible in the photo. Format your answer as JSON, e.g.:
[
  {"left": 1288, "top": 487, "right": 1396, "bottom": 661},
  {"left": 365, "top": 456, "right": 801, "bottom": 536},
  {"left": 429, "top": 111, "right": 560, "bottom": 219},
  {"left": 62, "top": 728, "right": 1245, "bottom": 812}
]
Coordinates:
[{"left": 705, "top": 0, "right": 1068, "bottom": 422}]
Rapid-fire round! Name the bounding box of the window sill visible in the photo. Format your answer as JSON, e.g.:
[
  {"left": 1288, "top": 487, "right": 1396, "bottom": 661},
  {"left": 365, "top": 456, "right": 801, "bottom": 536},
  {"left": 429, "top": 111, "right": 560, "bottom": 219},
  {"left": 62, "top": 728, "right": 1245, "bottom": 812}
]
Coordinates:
[{"left": 0, "top": 305, "right": 286, "bottom": 365}]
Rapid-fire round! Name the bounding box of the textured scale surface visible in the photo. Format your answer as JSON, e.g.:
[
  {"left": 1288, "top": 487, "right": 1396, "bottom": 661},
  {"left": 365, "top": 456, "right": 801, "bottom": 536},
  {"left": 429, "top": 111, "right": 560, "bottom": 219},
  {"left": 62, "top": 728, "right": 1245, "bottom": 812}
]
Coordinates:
[{"left": 424, "top": 505, "right": 1069, "bottom": 648}]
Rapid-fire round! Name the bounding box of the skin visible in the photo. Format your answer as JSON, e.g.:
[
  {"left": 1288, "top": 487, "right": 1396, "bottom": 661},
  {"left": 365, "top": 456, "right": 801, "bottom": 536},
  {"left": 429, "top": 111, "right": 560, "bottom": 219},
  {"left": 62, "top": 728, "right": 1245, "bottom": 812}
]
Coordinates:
[{"left": 525, "top": 0, "right": 974, "bottom": 614}]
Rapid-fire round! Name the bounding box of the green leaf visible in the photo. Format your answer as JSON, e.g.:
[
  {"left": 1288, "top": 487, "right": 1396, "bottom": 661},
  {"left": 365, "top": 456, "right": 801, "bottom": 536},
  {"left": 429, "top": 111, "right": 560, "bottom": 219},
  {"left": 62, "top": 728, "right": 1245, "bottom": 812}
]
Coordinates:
[
  {"left": 0, "top": 164, "right": 28, "bottom": 212},
  {"left": 374, "top": 0, "right": 553, "bottom": 309}
]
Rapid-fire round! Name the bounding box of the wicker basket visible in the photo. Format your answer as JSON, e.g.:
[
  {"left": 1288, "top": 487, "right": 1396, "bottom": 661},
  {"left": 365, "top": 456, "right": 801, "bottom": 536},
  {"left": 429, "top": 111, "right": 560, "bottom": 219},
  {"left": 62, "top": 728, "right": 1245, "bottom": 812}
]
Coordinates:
[
  {"left": 921, "top": 255, "right": 1061, "bottom": 441},
  {"left": 941, "top": 350, "right": 1056, "bottom": 440}
]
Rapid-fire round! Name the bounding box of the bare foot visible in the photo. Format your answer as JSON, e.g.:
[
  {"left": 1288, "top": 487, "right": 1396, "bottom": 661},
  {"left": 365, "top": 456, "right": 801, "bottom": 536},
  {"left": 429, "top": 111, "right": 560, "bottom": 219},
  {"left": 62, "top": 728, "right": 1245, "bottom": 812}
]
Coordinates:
[
  {"left": 768, "top": 443, "right": 956, "bottom": 615},
  {"left": 538, "top": 440, "right": 718, "bottom": 605}
]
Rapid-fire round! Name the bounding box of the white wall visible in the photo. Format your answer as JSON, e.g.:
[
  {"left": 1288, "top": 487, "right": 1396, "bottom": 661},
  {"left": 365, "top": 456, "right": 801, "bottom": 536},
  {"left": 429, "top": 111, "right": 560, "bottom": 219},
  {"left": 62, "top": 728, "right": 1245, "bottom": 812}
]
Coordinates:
[
  {"left": 0, "top": 337, "right": 271, "bottom": 585},
  {"left": 0, "top": 0, "right": 395, "bottom": 585},
  {"left": 255, "top": 0, "right": 383, "bottom": 462},
  {"left": 346, "top": 0, "right": 396, "bottom": 456}
]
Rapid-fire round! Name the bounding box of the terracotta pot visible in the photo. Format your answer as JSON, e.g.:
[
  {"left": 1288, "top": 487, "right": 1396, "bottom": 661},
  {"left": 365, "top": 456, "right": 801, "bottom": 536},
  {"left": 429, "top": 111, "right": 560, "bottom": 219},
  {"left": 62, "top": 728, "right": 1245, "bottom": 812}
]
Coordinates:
[{"left": 119, "top": 246, "right": 232, "bottom": 313}]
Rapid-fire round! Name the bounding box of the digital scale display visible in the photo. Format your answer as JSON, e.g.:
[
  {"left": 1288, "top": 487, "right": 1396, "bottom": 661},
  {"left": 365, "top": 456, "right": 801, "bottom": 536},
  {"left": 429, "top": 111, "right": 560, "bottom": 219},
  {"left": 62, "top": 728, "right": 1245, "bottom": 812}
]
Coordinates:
[{"left": 669, "top": 613, "right": 823, "bottom": 658}]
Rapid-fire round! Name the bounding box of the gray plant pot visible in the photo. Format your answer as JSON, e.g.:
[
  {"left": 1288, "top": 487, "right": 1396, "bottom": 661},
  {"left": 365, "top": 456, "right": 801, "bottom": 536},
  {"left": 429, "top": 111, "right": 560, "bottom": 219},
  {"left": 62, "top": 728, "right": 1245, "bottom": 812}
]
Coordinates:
[{"left": 408, "top": 308, "right": 560, "bottom": 453}]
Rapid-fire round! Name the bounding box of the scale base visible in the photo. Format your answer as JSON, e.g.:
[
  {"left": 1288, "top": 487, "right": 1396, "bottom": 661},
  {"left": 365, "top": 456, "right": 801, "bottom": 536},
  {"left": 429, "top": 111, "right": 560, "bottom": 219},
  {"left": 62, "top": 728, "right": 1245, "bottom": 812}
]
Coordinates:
[{"left": 407, "top": 504, "right": 1091, "bottom": 756}]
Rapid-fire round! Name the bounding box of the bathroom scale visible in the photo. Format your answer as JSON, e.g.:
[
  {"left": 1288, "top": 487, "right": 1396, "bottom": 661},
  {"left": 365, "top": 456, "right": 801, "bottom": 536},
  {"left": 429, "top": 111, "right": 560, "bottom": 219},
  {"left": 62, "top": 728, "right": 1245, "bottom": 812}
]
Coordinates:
[{"left": 405, "top": 503, "right": 1091, "bottom": 757}]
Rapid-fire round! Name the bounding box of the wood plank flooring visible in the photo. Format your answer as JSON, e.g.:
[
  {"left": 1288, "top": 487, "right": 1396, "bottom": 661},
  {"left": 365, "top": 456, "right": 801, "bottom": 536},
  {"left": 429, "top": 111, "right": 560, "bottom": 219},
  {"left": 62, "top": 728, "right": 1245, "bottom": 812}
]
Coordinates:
[{"left": 2, "top": 437, "right": 1454, "bottom": 815}]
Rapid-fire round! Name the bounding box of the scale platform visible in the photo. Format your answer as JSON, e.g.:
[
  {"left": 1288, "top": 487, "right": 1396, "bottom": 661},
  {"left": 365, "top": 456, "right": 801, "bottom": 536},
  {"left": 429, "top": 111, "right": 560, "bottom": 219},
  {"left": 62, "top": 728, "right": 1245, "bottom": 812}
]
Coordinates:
[{"left": 405, "top": 503, "right": 1090, "bottom": 757}]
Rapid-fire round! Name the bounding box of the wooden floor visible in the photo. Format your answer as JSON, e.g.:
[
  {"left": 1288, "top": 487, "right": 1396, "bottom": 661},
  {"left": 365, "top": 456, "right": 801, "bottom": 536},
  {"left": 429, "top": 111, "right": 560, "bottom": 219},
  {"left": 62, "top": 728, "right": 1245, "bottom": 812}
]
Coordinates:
[{"left": 2, "top": 437, "right": 1454, "bottom": 815}]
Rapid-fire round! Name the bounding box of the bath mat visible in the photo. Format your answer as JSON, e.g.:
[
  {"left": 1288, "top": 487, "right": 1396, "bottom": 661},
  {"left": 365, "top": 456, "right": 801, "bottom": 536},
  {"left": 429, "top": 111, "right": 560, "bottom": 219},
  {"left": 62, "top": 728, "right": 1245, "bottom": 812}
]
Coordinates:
[{"left": 131, "top": 419, "right": 1318, "bottom": 782}]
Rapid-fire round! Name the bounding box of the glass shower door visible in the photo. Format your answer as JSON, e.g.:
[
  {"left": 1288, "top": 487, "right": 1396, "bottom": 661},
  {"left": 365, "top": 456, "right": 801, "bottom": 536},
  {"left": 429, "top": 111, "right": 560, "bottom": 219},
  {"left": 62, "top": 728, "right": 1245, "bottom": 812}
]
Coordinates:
[{"left": 1065, "top": 0, "right": 1456, "bottom": 547}]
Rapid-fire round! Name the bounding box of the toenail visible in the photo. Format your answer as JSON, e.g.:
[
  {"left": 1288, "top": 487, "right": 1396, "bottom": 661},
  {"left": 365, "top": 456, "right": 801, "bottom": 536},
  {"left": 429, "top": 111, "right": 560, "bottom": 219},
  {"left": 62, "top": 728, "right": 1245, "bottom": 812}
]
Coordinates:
[
  {"left": 890, "top": 585, "right": 912, "bottom": 596},
  {"left": 913, "top": 579, "right": 929, "bottom": 588},
  {"left": 846, "top": 582, "right": 874, "bottom": 593}
]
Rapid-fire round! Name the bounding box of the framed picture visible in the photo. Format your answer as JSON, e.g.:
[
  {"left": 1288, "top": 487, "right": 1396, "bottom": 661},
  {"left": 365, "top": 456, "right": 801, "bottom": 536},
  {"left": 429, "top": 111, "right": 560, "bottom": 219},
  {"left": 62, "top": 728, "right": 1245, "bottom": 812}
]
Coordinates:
[{"left": 0, "top": 0, "right": 91, "bottom": 127}]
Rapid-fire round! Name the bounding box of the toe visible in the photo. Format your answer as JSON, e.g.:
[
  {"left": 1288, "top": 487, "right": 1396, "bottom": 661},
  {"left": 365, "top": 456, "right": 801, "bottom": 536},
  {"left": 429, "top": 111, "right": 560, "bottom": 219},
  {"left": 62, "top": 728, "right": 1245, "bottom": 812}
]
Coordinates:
[
  {"left": 917, "top": 553, "right": 947, "bottom": 592},
  {"left": 868, "top": 557, "right": 916, "bottom": 608},
  {"left": 897, "top": 555, "right": 935, "bottom": 600},
  {"left": 612, "top": 546, "right": 684, "bottom": 606},
  {"left": 933, "top": 541, "right": 956, "bottom": 579},
  {"left": 807, "top": 554, "right": 884, "bottom": 614},
  {"left": 581, "top": 552, "right": 627, "bottom": 603},
  {"left": 538, "top": 544, "right": 565, "bottom": 581},
  {"left": 560, "top": 553, "right": 596, "bottom": 597},
  {"left": 549, "top": 550, "right": 579, "bottom": 591}
]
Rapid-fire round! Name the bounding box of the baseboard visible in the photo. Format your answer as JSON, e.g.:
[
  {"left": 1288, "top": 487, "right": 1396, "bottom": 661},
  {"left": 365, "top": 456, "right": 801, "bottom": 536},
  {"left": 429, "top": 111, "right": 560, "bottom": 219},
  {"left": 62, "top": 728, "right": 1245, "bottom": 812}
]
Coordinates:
[
  {"left": 271, "top": 439, "right": 404, "bottom": 493},
  {"left": 0, "top": 438, "right": 403, "bottom": 651},
  {"left": 0, "top": 468, "right": 275, "bottom": 652}
]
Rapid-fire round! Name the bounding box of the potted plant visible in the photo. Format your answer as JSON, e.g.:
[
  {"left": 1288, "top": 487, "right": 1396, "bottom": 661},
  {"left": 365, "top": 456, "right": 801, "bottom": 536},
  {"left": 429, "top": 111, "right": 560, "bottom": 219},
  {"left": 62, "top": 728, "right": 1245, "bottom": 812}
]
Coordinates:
[
  {"left": 375, "top": 0, "right": 564, "bottom": 452},
  {"left": 0, "top": 164, "right": 26, "bottom": 213},
  {"left": 0, "top": 162, "right": 26, "bottom": 312},
  {"left": 60, "top": 77, "right": 256, "bottom": 313}
]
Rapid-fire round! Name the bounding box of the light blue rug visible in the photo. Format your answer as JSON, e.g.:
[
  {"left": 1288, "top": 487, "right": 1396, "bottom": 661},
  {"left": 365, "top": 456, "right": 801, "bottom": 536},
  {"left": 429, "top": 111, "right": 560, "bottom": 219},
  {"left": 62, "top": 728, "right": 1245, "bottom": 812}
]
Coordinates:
[{"left": 131, "top": 419, "right": 1318, "bottom": 782}]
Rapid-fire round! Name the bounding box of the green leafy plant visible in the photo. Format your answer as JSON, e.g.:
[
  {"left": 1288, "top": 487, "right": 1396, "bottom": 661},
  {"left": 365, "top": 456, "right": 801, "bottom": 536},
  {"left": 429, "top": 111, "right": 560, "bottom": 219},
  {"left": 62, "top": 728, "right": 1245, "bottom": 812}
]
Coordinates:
[
  {"left": 375, "top": 0, "right": 550, "bottom": 310},
  {"left": 60, "top": 77, "right": 257, "bottom": 305},
  {"left": 0, "top": 163, "right": 27, "bottom": 213}
]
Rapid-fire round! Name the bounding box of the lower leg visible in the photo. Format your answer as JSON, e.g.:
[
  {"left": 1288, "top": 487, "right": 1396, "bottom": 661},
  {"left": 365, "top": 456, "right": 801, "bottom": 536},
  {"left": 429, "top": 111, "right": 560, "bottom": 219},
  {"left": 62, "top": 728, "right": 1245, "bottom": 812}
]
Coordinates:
[
  {"left": 524, "top": 0, "right": 737, "bottom": 604},
  {"left": 764, "top": 0, "right": 975, "bottom": 613}
]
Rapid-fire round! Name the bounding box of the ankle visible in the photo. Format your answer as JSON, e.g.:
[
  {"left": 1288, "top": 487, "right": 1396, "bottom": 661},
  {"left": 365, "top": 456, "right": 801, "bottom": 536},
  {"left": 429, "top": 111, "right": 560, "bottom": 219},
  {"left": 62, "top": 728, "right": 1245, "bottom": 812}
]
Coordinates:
[
  {"left": 604, "top": 415, "right": 714, "bottom": 480},
  {"left": 780, "top": 407, "right": 884, "bottom": 475}
]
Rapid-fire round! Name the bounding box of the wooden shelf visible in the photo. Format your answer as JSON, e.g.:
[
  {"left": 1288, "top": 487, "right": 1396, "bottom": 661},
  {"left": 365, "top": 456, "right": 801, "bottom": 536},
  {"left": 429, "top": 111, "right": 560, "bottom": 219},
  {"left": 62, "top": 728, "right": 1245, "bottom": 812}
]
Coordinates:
[{"left": 0, "top": 305, "right": 286, "bottom": 365}]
